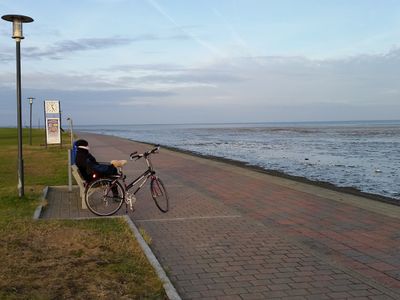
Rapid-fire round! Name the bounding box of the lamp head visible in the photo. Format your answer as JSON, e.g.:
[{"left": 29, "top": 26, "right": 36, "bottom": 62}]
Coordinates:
[{"left": 2, "top": 14, "right": 34, "bottom": 41}]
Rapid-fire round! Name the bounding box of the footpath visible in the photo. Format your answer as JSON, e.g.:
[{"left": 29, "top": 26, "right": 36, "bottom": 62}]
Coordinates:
[{"left": 42, "top": 132, "right": 400, "bottom": 299}]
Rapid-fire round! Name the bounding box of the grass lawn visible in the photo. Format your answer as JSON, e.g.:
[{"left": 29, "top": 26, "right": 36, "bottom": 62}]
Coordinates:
[{"left": 0, "top": 128, "right": 165, "bottom": 299}]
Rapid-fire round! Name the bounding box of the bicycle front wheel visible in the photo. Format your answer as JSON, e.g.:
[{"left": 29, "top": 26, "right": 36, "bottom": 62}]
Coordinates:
[
  {"left": 85, "top": 178, "right": 125, "bottom": 216},
  {"left": 150, "top": 177, "right": 169, "bottom": 213}
]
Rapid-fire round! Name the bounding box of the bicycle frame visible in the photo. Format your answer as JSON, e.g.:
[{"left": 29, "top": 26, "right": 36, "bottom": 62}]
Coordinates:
[{"left": 122, "top": 154, "right": 156, "bottom": 196}]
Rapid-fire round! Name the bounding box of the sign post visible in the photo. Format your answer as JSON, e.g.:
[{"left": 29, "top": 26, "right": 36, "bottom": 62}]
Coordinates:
[{"left": 44, "top": 100, "right": 61, "bottom": 146}]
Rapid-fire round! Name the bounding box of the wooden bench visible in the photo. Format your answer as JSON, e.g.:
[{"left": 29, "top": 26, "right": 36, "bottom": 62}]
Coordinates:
[{"left": 71, "top": 164, "right": 87, "bottom": 209}]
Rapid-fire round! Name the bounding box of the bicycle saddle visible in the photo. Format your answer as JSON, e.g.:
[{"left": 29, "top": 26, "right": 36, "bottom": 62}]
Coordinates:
[{"left": 111, "top": 160, "right": 127, "bottom": 168}]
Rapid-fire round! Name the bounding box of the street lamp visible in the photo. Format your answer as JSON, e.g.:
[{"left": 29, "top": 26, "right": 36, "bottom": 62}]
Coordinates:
[
  {"left": 28, "top": 97, "right": 35, "bottom": 145},
  {"left": 2, "top": 14, "right": 34, "bottom": 198}
]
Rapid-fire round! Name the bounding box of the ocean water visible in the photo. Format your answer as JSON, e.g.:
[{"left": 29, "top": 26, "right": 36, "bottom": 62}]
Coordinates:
[{"left": 77, "top": 121, "right": 400, "bottom": 202}]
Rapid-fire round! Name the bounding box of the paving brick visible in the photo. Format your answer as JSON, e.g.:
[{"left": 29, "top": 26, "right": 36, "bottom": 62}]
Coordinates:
[
  {"left": 240, "top": 292, "right": 266, "bottom": 299},
  {"left": 223, "top": 287, "right": 248, "bottom": 295},
  {"left": 275, "top": 272, "right": 296, "bottom": 278},
  {"left": 216, "top": 271, "right": 240, "bottom": 278},
  {"left": 326, "top": 291, "right": 352, "bottom": 298},
  {"left": 271, "top": 277, "right": 294, "bottom": 284},
  {"left": 190, "top": 278, "right": 214, "bottom": 286},
  {"left": 176, "top": 273, "right": 199, "bottom": 281},
  {"left": 239, "top": 269, "right": 260, "bottom": 276},
  {"left": 247, "top": 281, "right": 270, "bottom": 293},
  {"left": 183, "top": 284, "right": 209, "bottom": 293},
  {"left": 200, "top": 289, "right": 226, "bottom": 297},
  {"left": 367, "top": 295, "right": 395, "bottom": 300},
  {"left": 306, "top": 287, "right": 330, "bottom": 294},
  {"left": 349, "top": 283, "right": 372, "bottom": 290},
  {"left": 349, "top": 289, "right": 378, "bottom": 297},
  {"left": 327, "top": 284, "right": 353, "bottom": 292},
  {"left": 262, "top": 290, "right": 289, "bottom": 298},
  {"left": 268, "top": 283, "right": 291, "bottom": 291},
  {"left": 198, "top": 272, "right": 220, "bottom": 279},
  {"left": 228, "top": 281, "right": 254, "bottom": 289},
  {"left": 234, "top": 275, "right": 256, "bottom": 282},
  {"left": 207, "top": 282, "right": 230, "bottom": 290},
  {"left": 216, "top": 295, "right": 242, "bottom": 300},
  {"left": 305, "top": 294, "right": 330, "bottom": 300},
  {"left": 289, "top": 282, "right": 313, "bottom": 289},
  {"left": 283, "top": 289, "right": 309, "bottom": 297},
  {"left": 254, "top": 273, "right": 274, "bottom": 281},
  {"left": 293, "top": 276, "right": 314, "bottom": 283},
  {"left": 179, "top": 290, "right": 201, "bottom": 299}
]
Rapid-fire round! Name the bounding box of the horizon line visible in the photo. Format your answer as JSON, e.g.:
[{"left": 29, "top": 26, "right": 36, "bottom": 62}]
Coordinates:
[{"left": 74, "top": 119, "right": 400, "bottom": 127}]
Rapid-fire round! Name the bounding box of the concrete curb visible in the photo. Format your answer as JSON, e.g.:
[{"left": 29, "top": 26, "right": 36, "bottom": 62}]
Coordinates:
[
  {"left": 123, "top": 215, "right": 181, "bottom": 300},
  {"left": 33, "top": 186, "right": 49, "bottom": 220}
]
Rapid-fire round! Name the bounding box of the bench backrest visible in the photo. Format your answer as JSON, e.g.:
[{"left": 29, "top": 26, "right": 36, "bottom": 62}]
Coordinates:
[{"left": 71, "top": 141, "right": 79, "bottom": 165}]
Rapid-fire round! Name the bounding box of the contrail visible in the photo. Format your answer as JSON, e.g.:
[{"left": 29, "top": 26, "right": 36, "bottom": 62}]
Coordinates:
[
  {"left": 146, "top": 0, "right": 226, "bottom": 58},
  {"left": 212, "top": 7, "right": 255, "bottom": 58}
]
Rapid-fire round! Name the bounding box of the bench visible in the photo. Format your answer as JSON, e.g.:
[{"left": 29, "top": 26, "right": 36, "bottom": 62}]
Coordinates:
[{"left": 71, "top": 164, "right": 87, "bottom": 209}]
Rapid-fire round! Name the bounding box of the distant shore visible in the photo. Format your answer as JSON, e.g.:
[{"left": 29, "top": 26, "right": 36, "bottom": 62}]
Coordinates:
[{"left": 130, "top": 138, "right": 400, "bottom": 207}]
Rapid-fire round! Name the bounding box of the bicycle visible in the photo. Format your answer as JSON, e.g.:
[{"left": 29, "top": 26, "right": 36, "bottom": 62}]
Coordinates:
[{"left": 85, "top": 145, "right": 169, "bottom": 216}]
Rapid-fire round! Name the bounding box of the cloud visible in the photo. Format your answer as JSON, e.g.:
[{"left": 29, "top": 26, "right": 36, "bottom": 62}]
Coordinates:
[
  {"left": 207, "top": 49, "right": 400, "bottom": 106},
  {"left": 104, "top": 63, "right": 245, "bottom": 89},
  {"left": 0, "top": 86, "right": 176, "bottom": 126},
  {"left": 2, "top": 47, "right": 400, "bottom": 125},
  {"left": 106, "top": 63, "right": 187, "bottom": 72},
  {"left": 100, "top": 48, "right": 400, "bottom": 106},
  {"left": 116, "top": 70, "right": 244, "bottom": 86},
  {"left": 0, "top": 34, "right": 190, "bottom": 62},
  {"left": 0, "top": 52, "right": 13, "bottom": 62}
]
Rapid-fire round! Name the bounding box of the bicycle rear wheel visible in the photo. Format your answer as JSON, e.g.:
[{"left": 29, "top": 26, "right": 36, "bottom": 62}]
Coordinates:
[
  {"left": 85, "top": 178, "right": 124, "bottom": 216},
  {"left": 150, "top": 177, "right": 169, "bottom": 213}
]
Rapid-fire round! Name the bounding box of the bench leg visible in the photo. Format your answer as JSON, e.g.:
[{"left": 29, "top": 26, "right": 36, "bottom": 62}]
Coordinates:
[{"left": 81, "top": 188, "right": 87, "bottom": 209}]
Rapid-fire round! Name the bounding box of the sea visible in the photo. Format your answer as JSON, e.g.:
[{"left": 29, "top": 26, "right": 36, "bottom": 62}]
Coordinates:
[{"left": 77, "top": 120, "right": 400, "bottom": 202}]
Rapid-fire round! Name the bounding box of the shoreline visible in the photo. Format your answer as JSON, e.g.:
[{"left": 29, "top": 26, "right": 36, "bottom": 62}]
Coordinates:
[
  {"left": 130, "top": 138, "right": 400, "bottom": 207},
  {"left": 77, "top": 130, "right": 399, "bottom": 207}
]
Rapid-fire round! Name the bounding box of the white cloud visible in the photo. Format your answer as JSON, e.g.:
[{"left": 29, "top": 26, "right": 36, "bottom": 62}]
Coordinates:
[{"left": 1, "top": 48, "right": 400, "bottom": 125}]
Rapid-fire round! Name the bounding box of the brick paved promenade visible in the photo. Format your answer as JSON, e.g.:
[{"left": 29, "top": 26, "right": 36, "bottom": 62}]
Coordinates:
[{"left": 42, "top": 133, "right": 400, "bottom": 299}]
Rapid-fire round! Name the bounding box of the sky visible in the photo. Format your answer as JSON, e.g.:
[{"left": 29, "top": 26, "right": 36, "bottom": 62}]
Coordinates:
[{"left": 1, "top": 0, "right": 400, "bottom": 126}]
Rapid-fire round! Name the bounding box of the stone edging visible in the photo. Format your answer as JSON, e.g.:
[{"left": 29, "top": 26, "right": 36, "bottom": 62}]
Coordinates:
[
  {"left": 33, "top": 186, "right": 48, "bottom": 220},
  {"left": 123, "top": 215, "right": 181, "bottom": 300}
]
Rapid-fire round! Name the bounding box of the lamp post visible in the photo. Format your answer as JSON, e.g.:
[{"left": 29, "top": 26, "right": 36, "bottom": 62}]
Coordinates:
[
  {"left": 2, "top": 14, "right": 34, "bottom": 198},
  {"left": 28, "top": 97, "right": 35, "bottom": 145}
]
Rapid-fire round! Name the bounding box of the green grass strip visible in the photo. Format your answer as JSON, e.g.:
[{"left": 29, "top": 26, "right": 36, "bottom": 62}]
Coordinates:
[{"left": 0, "top": 128, "right": 165, "bottom": 299}]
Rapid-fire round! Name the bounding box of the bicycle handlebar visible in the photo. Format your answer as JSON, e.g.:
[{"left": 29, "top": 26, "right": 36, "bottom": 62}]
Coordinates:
[{"left": 129, "top": 145, "right": 160, "bottom": 160}]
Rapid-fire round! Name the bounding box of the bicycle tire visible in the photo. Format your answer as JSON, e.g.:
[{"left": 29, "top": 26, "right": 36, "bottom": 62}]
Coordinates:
[
  {"left": 150, "top": 177, "right": 169, "bottom": 213},
  {"left": 85, "top": 178, "right": 125, "bottom": 216}
]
